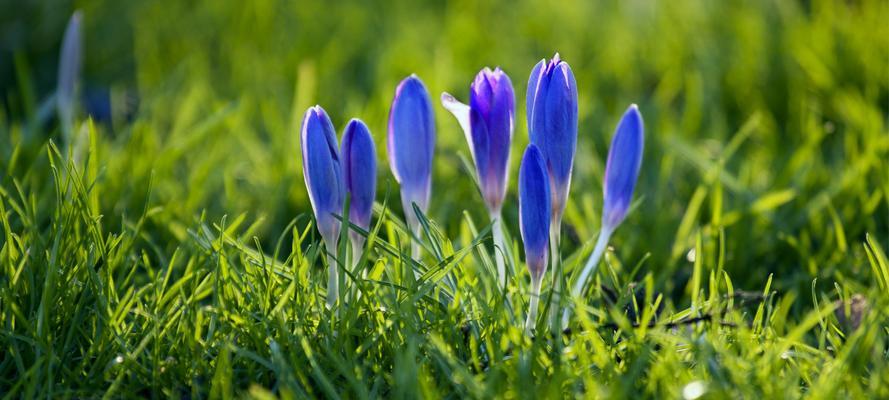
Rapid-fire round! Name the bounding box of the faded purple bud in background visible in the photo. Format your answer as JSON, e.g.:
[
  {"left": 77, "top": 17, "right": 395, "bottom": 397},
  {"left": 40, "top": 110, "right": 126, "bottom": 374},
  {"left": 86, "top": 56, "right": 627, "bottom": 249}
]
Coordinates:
[{"left": 57, "top": 10, "right": 83, "bottom": 139}]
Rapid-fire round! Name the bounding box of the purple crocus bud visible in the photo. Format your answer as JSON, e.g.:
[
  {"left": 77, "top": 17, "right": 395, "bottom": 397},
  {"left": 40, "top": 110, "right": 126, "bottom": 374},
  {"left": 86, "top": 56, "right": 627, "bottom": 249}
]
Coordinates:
[
  {"left": 388, "top": 75, "right": 435, "bottom": 234},
  {"left": 57, "top": 10, "right": 83, "bottom": 137},
  {"left": 526, "top": 54, "right": 578, "bottom": 226},
  {"left": 602, "top": 104, "right": 644, "bottom": 231},
  {"left": 441, "top": 67, "right": 515, "bottom": 214},
  {"left": 519, "top": 145, "right": 551, "bottom": 281},
  {"left": 301, "top": 105, "right": 345, "bottom": 243},
  {"left": 341, "top": 118, "right": 377, "bottom": 245},
  {"left": 519, "top": 144, "right": 551, "bottom": 333},
  {"left": 569, "top": 104, "right": 645, "bottom": 305}
]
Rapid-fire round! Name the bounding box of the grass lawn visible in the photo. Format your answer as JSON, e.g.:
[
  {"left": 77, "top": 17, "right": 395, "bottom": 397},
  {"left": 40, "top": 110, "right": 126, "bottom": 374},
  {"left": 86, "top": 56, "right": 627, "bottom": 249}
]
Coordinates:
[{"left": 1, "top": 0, "right": 888, "bottom": 398}]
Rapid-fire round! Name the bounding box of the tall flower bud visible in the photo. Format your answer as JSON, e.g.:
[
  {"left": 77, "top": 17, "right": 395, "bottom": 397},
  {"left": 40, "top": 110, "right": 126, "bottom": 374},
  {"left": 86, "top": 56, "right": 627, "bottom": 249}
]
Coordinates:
[
  {"left": 388, "top": 75, "right": 435, "bottom": 257},
  {"left": 441, "top": 67, "right": 515, "bottom": 286},
  {"left": 300, "top": 105, "right": 345, "bottom": 307},
  {"left": 518, "top": 145, "right": 551, "bottom": 333},
  {"left": 341, "top": 118, "right": 377, "bottom": 255},
  {"left": 526, "top": 54, "right": 578, "bottom": 226},
  {"left": 571, "top": 104, "right": 645, "bottom": 301},
  {"left": 441, "top": 67, "right": 515, "bottom": 214}
]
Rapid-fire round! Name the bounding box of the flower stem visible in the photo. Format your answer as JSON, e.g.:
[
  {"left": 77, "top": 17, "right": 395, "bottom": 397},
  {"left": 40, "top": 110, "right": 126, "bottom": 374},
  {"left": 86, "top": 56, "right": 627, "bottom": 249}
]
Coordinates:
[
  {"left": 547, "top": 227, "right": 562, "bottom": 331},
  {"left": 490, "top": 211, "right": 507, "bottom": 288},
  {"left": 324, "top": 236, "right": 339, "bottom": 309},
  {"left": 525, "top": 277, "right": 543, "bottom": 335},
  {"left": 562, "top": 227, "right": 612, "bottom": 324},
  {"left": 401, "top": 194, "right": 422, "bottom": 278},
  {"left": 573, "top": 227, "right": 612, "bottom": 296}
]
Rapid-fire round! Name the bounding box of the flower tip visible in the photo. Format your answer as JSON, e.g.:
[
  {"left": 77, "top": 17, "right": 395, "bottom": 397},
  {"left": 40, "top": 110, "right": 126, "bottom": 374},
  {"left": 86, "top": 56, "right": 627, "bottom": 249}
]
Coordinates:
[
  {"left": 344, "top": 117, "right": 361, "bottom": 130},
  {"left": 440, "top": 92, "right": 455, "bottom": 103},
  {"left": 406, "top": 74, "right": 424, "bottom": 86},
  {"left": 623, "top": 104, "right": 644, "bottom": 128},
  {"left": 396, "top": 74, "right": 428, "bottom": 99}
]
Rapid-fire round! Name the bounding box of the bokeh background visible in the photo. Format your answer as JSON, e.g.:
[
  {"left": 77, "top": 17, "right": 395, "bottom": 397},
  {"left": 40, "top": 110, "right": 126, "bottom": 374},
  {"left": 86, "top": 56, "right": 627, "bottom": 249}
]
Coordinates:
[{"left": 2, "top": 0, "right": 888, "bottom": 311}]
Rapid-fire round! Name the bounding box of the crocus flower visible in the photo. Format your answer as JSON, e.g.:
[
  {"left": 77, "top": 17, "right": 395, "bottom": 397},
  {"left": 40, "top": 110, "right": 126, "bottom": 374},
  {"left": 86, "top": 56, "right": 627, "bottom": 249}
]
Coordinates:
[
  {"left": 442, "top": 67, "right": 515, "bottom": 213},
  {"left": 388, "top": 74, "right": 435, "bottom": 258},
  {"left": 526, "top": 53, "right": 578, "bottom": 227},
  {"left": 341, "top": 118, "right": 377, "bottom": 264},
  {"left": 518, "top": 145, "right": 551, "bottom": 333},
  {"left": 571, "top": 104, "right": 645, "bottom": 299},
  {"left": 441, "top": 67, "right": 515, "bottom": 287},
  {"left": 301, "top": 105, "right": 345, "bottom": 307},
  {"left": 57, "top": 10, "right": 83, "bottom": 142}
]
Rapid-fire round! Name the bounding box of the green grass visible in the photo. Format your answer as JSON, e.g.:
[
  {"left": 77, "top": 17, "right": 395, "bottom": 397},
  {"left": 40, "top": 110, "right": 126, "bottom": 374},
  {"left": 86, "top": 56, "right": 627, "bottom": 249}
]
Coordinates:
[{"left": 1, "top": 0, "right": 888, "bottom": 398}]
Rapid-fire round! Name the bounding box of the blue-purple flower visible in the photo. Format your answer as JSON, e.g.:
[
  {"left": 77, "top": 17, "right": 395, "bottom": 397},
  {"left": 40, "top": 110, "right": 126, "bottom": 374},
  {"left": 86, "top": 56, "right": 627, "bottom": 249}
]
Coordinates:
[
  {"left": 441, "top": 67, "right": 515, "bottom": 214},
  {"left": 570, "top": 104, "right": 645, "bottom": 301},
  {"left": 388, "top": 75, "right": 435, "bottom": 253},
  {"left": 301, "top": 105, "right": 345, "bottom": 307},
  {"left": 341, "top": 118, "right": 377, "bottom": 248},
  {"left": 519, "top": 144, "right": 551, "bottom": 332},
  {"left": 526, "top": 54, "right": 578, "bottom": 226},
  {"left": 301, "top": 106, "right": 345, "bottom": 241},
  {"left": 602, "top": 104, "right": 645, "bottom": 230}
]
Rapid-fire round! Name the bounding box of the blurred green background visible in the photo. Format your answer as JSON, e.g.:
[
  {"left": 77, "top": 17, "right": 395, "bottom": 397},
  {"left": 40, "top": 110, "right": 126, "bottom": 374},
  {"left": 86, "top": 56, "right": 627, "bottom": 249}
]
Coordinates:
[{"left": 2, "top": 0, "right": 888, "bottom": 309}]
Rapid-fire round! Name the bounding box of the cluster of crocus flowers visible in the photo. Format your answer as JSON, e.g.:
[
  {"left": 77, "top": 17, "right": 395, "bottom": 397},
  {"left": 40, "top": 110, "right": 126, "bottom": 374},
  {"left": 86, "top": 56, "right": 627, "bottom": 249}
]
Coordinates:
[
  {"left": 299, "top": 56, "right": 644, "bottom": 333},
  {"left": 519, "top": 57, "right": 645, "bottom": 332},
  {"left": 442, "top": 67, "right": 515, "bottom": 288},
  {"left": 300, "top": 106, "right": 377, "bottom": 308}
]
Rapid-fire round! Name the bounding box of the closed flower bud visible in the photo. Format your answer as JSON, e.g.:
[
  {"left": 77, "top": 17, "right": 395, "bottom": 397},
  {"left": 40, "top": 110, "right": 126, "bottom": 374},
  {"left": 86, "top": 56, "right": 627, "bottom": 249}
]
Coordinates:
[
  {"left": 519, "top": 144, "right": 551, "bottom": 333},
  {"left": 388, "top": 75, "right": 435, "bottom": 256},
  {"left": 570, "top": 104, "right": 645, "bottom": 305},
  {"left": 602, "top": 104, "right": 644, "bottom": 231},
  {"left": 526, "top": 54, "right": 578, "bottom": 225},
  {"left": 301, "top": 105, "right": 345, "bottom": 243},
  {"left": 341, "top": 118, "right": 377, "bottom": 246},
  {"left": 519, "top": 145, "right": 551, "bottom": 280}
]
